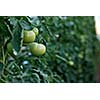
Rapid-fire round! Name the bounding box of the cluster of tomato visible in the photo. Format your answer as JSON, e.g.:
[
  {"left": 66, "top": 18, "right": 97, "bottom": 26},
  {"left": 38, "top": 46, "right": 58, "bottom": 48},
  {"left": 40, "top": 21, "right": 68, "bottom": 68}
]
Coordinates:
[{"left": 7, "top": 27, "right": 46, "bottom": 57}]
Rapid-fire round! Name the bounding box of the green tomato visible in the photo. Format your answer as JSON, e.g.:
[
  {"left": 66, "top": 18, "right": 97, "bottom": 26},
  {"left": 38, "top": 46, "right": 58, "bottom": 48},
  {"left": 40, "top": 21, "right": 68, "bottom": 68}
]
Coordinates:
[
  {"left": 33, "top": 27, "right": 39, "bottom": 36},
  {"left": 29, "top": 42, "right": 46, "bottom": 56},
  {"left": 23, "top": 30, "right": 36, "bottom": 43},
  {"left": 7, "top": 42, "right": 13, "bottom": 54},
  {"left": 7, "top": 42, "right": 16, "bottom": 58}
]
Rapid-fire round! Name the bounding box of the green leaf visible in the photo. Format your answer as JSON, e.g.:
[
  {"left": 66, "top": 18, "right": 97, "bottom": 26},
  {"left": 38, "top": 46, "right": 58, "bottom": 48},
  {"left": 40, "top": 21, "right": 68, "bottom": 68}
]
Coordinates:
[
  {"left": 0, "top": 17, "right": 10, "bottom": 37},
  {"left": 12, "top": 22, "right": 23, "bottom": 53},
  {"left": 19, "top": 17, "right": 33, "bottom": 30},
  {"left": 9, "top": 17, "right": 18, "bottom": 26}
]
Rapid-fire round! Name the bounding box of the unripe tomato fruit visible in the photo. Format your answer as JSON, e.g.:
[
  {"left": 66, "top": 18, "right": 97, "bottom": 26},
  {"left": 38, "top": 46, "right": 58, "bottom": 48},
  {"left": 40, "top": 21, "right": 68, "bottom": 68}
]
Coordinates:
[
  {"left": 23, "top": 30, "right": 36, "bottom": 43},
  {"left": 29, "top": 42, "right": 46, "bottom": 56},
  {"left": 33, "top": 27, "right": 39, "bottom": 36},
  {"left": 7, "top": 43, "right": 16, "bottom": 57},
  {"left": 7, "top": 42, "right": 13, "bottom": 54}
]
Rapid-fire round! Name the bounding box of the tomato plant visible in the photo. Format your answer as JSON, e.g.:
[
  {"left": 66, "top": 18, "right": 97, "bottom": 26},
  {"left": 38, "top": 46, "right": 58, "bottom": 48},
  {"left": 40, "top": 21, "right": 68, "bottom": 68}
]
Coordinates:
[{"left": 0, "top": 16, "right": 98, "bottom": 83}]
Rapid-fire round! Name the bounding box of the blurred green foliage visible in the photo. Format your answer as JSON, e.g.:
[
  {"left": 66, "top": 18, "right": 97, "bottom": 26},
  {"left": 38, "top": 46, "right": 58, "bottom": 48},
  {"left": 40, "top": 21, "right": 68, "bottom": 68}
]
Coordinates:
[{"left": 0, "top": 16, "right": 98, "bottom": 83}]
